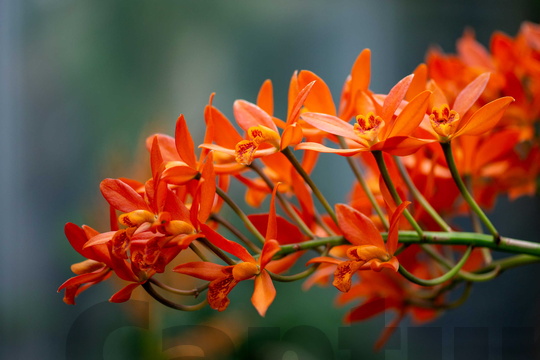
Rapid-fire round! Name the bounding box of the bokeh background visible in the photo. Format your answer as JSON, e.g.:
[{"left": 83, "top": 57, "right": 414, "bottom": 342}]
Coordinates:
[{"left": 2, "top": 1, "right": 540, "bottom": 359}]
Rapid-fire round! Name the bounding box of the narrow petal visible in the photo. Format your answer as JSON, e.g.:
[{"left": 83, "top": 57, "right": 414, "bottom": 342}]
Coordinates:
[
  {"left": 298, "top": 71, "right": 337, "bottom": 115},
  {"left": 173, "top": 261, "right": 226, "bottom": 281},
  {"left": 454, "top": 96, "right": 514, "bottom": 137},
  {"left": 335, "top": 204, "right": 385, "bottom": 248},
  {"left": 234, "top": 100, "right": 277, "bottom": 132},
  {"left": 452, "top": 72, "right": 490, "bottom": 116},
  {"left": 201, "top": 224, "right": 255, "bottom": 262},
  {"left": 375, "top": 136, "right": 434, "bottom": 156},
  {"left": 295, "top": 142, "right": 363, "bottom": 156},
  {"left": 109, "top": 282, "right": 141, "bottom": 303},
  {"left": 175, "top": 115, "right": 198, "bottom": 168},
  {"left": 257, "top": 79, "right": 274, "bottom": 115},
  {"left": 260, "top": 239, "right": 281, "bottom": 270},
  {"left": 198, "top": 143, "right": 236, "bottom": 156},
  {"left": 383, "top": 90, "right": 431, "bottom": 139},
  {"left": 306, "top": 256, "right": 343, "bottom": 266},
  {"left": 252, "top": 271, "right": 276, "bottom": 317},
  {"left": 280, "top": 123, "right": 303, "bottom": 149},
  {"left": 386, "top": 201, "right": 410, "bottom": 255},
  {"left": 100, "top": 178, "right": 151, "bottom": 213},
  {"left": 265, "top": 184, "right": 280, "bottom": 241},
  {"left": 381, "top": 74, "right": 414, "bottom": 121},
  {"left": 406, "top": 63, "right": 427, "bottom": 100},
  {"left": 287, "top": 80, "right": 315, "bottom": 124},
  {"left": 161, "top": 163, "right": 200, "bottom": 185},
  {"left": 350, "top": 49, "right": 371, "bottom": 93},
  {"left": 300, "top": 112, "right": 356, "bottom": 140},
  {"left": 83, "top": 231, "right": 116, "bottom": 248},
  {"left": 204, "top": 104, "right": 243, "bottom": 148}
]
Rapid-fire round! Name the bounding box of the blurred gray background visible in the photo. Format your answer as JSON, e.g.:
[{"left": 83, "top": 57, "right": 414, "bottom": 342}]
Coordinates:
[{"left": 1, "top": 0, "right": 539, "bottom": 359}]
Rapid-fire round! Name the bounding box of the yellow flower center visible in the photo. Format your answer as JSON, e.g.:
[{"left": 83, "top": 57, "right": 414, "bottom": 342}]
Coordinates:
[
  {"left": 354, "top": 113, "right": 385, "bottom": 146},
  {"left": 235, "top": 125, "right": 280, "bottom": 165},
  {"left": 429, "top": 104, "right": 460, "bottom": 139}
]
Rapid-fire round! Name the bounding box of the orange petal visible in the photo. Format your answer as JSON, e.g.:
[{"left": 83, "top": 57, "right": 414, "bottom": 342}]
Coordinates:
[
  {"left": 201, "top": 224, "right": 255, "bottom": 262},
  {"left": 162, "top": 163, "right": 200, "bottom": 185},
  {"left": 281, "top": 123, "right": 304, "bottom": 149},
  {"left": 348, "top": 245, "right": 390, "bottom": 262},
  {"left": 386, "top": 201, "right": 410, "bottom": 255},
  {"left": 257, "top": 79, "right": 274, "bottom": 115},
  {"left": 306, "top": 256, "right": 342, "bottom": 266},
  {"left": 406, "top": 63, "right": 428, "bottom": 100},
  {"left": 109, "top": 282, "right": 141, "bottom": 303},
  {"left": 350, "top": 49, "right": 371, "bottom": 93},
  {"left": 234, "top": 100, "right": 277, "bottom": 133},
  {"left": 287, "top": 80, "right": 316, "bottom": 124},
  {"left": 333, "top": 260, "right": 364, "bottom": 292},
  {"left": 260, "top": 239, "right": 281, "bottom": 270},
  {"left": 295, "top": 142, "right": 363, "bottom": 155},
  {"left": 100, "top": 178, "right": 151, "bottom": 213},
  {"left": 173, "top": 261, "right": 227, "bottom": 280},
  {"left": 335, "top": 203, "right": 385, "bottom": 248},
  {"left": 382, "top": 90, "right": 431, "bottom": 139},
  {"left": 381, "top": 74, "right": 414, "bottom": 121},
  {"left": 452, "top": 72, "right": 490, "bottom": 116},
  {"left": 265, "top": 184, "right": 280, "bottom": 242},
  {"left": 208, "top": 275, "right": 237, "bottom": 311},
  {"left": 252, "top": 271, "right": 276, "bottom": 317},
  {"left": 454, "top": 96, "right": 514, "bottom": 137},
  {"left": 300, "top": 112, "right": 356, "bottom": 140},
  {"left": 175, "top": 115, "right": 198, "bottom": 168},
  {"left": 298, "top": 71, "right": 337, "bottom": 115}
]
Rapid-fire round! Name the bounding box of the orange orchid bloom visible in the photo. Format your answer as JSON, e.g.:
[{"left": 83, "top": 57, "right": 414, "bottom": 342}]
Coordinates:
[
  {"left": 174, "top": 185, "right": 284, "bottom": 316},
  {"left": 296, "top": 75, "right": 432, "bottom": 156},
  {"left": 200, "top": 81, "right": 315, "bottom": 166},
  {"left": 77, "top": 138, "right": 207, "bottom": 302},
  {"left": 58, "top": 223, "right": 113, "bottom": 304},
  {"left": 307, "top": 201, "right": 410, "bottom": 292},
  {"left": 174, "top": 225, "right": 280, "bottom": 316},
  {"left": 425, "top": 72, "right": 514, "bottom": 142}
]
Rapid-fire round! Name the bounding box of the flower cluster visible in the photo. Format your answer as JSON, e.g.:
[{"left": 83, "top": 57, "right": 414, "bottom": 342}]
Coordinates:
[{"left": 59, "top": 22, "right": 540, "bottom": 349}]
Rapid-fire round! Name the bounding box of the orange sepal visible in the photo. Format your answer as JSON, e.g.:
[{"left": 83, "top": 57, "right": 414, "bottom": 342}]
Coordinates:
[{"left": 251, "top": 271, "right": 276, "bottom": 317}]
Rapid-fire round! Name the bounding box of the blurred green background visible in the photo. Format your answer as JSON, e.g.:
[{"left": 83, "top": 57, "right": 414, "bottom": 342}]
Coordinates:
[{"left": 2, "top": 0, "right": 540, "bottom": 359}]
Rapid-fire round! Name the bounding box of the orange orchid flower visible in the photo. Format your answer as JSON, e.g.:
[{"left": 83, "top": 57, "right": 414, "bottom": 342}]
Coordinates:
[
  {"left": 307, "top": 201, "right": 410, "bottom": 292},
  {"left": 174, "top": 225, "right": 280, "bottom": 316},
  {"left": 425, "top": 72, "right": 514, "bottom": 142},
  {"left": 174, "top": 185, "right": 284, "bottom": 316},
  {"left": 296, "top": 75, "right": 432, "bottom": 156},
  {"left": 200, "top": 81, "right": 315, "bottom": 166}
]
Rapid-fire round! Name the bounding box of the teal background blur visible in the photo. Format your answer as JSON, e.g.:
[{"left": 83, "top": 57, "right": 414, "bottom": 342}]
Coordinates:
[{"left": 2, "top": 1, "right": 540, "bottom": 359}]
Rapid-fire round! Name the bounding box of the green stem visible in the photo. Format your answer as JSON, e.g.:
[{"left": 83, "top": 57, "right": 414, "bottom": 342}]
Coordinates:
[
  {"left": 149, "top": 278, "right": 209, "bottom": 297},
  {"left": 276, "top": 231, "right": 540, "bottom": 257},
  {"left": 189, "top": 243, "right": 210, "bottom": 262},
  {"left": 267, "top": 264, "right": 320, "bottom": 282},
  {"left": 282, "top": 147, "right": 337, "bottom": 224},
  {"left": 394, "top": 156, "right": 452, "bottom": 232},
  {"left": 338, "top": 136, "right": 389, "bottom": 230},
  {"left": 142, "top": 282, "right": 208, "bottom": 311},
  {"left": 216, "top": 187, "right": 266, "bottom": 245},
  {"left": 372, "top": 150, "right": 424, "bottom": 237},
  {"left": 441, "top": 142, "right": 500, "bottom": 242},
  {"left": 398, "top": 246, "right": 473, "bottom": 286}
]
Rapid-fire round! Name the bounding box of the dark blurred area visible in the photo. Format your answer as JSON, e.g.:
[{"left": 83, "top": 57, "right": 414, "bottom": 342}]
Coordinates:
[{"left": 1, "top": 1, "right": 539, "bottom": 359}]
